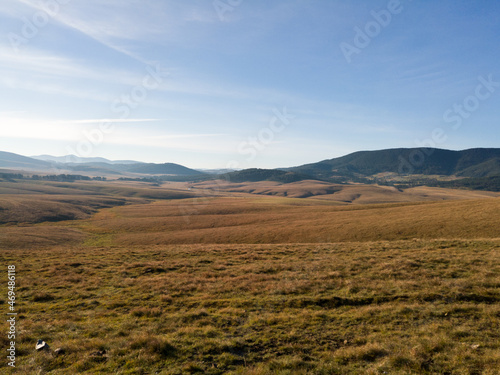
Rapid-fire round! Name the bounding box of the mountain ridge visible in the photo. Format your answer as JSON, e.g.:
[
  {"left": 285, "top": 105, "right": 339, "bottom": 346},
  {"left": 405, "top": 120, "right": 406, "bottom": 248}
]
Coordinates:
[
  {"left": 0, "top": 151, "right": 202, "bottom": 177},
  {"left": 2, "top": 148, "right": 500, "bottom": 183},
  {"left": 31, "top": 154, "right": 141, "bottom": 165},
  {"left": 286, "top": 147, "right": 500, "bottom": 179}
]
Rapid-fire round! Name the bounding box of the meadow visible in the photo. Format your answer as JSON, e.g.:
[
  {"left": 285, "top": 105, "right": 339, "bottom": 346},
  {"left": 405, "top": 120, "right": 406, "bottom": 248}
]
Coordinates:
[{"left": 0, "top": 179, "right": 499, "bottom": 374}]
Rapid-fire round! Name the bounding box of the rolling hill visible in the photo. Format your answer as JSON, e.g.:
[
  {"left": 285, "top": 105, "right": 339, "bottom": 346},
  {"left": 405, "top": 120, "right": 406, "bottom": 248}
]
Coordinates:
[
  {"left": 287, "top": 148, "right": 500, "bottom": 179},
  {"left": 201, "top": 148, "right": 500, "bottom": 191},
  {"left": 219, "top": 168, "right": 312, "bottom": 183},
  {"left": 3, "top": 148, "right": 500, "bottom": 190}
]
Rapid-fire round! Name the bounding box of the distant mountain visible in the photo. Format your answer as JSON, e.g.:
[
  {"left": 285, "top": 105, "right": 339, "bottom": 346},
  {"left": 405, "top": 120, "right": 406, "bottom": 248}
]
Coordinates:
[
  {"left": 0, "top": 151, "right": 55, "bottom": 171},
  {"left": 125, "top": 163, "right": 204, "bottom": 176},
  {"left": 31, "top": 155, "right": 141, "bottom": 165},
  {"left": 288, "top": 148, "right": 500, "bottom": 180},
  {"left": 199, "top": 168, "right": 238, "bottom": 175},
  {"left": 0, "top": 151, "right": 202, "bottom": 177},
  {"left": 3, "top": 148, "right": 500, "bottom": 189},
  {"left": 66, "top": 163, "right": 126, "bottom": 176}
]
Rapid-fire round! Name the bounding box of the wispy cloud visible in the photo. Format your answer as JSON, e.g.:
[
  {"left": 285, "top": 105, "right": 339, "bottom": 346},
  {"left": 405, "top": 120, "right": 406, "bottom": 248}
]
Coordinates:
[
  {"left": 11, "top": 0, "right": 219, "bottom": 63},
  {"left": 0, "top": 45, "right": 95, "bottom": 78},
  {"left": 12, "top": 0, "right": 147, "bottom": 62},
  {"left": 142, "top": 133, "right": 228, "bottom": 140},
  {"left": 0, "top": 44, "right": 161, "bottom": 101},
  {"left": 54, "top": 119, "right": 163, "bottom": 125},
  {"left": 1, "top": 1, "right": 499, "bottom": 167},
  {"left": 0, "top": 44, "right": 143, "bottom": 84}
]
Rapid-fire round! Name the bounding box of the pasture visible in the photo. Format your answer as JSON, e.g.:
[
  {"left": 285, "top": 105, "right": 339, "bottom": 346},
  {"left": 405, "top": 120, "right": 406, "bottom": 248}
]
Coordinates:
[{"left": 0, "top": 179, "right": 499, "bottom": 374}]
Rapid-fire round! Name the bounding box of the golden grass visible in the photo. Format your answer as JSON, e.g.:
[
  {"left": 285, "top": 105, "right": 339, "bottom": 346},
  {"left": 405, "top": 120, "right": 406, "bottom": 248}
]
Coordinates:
[
  {"left": 1, "top": 179, "right": 500, "bottom": 373},
  {"left": 191, "top": 179, "right": 500, "bottom": 204},
  {"left": 0, "top": 195, "right": 129, "bottom": 224},
  {"left": 72, "top": 196, "right": 500, "bottom": 247},
  {"left": 0, "top": 226, "right": 87, "bottom": 249},
  {"left": 0, "top": 180, "right": 204, "bottom": 225},
  {"left": 0, "top": 240, "right": 499, "bottom": 374}
]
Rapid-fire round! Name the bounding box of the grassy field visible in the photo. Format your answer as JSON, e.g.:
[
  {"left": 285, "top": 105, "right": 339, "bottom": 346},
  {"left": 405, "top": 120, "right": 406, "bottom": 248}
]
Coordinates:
[
  {"left": 0, "top": 180, "right": 499, "bottom": 374},
  {"left": 190, "top": 180, "right": 500, "bottom": 203},
  {"left": 80, "top": 196, "right": 500, "bottom": 245},
  {"left": 1, "top": 241, "right": 500, "bottom": 374}
]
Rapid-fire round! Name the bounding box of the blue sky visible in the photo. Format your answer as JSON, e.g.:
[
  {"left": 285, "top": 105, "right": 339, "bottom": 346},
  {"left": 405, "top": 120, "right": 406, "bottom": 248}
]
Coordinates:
[{"left": 0, "top": 0, "right": 499, "bottom": 169}]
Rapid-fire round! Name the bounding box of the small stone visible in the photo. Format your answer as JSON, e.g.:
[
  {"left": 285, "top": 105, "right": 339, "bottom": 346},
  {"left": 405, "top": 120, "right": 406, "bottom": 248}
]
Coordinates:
[
  {"left": 471, "top": 344, "right": 480, "bottom": 350},
  {"left": 36, "top": 340, "right": 49, "bottom": 351},
  {"left": 54, "top": 348, "right": 66, "bottom": 356}
]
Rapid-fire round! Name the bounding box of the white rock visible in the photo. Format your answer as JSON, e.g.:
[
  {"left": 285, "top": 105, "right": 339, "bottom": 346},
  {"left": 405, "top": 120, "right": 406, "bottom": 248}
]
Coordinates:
[{"left": 36, "top": 340, "right": 49, "bottom": 351}]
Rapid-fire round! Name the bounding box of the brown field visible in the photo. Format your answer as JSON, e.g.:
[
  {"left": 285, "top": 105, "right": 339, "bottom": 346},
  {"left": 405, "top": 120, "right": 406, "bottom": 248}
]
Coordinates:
[
  {"left": 82, "top": 195, "right": 500, "bottom": 246},
  {"left": 190, "top": 179, "right": 500, "bottom": 203},
  {"left": 1, "top": 179, "right": 499, "bottom": 374}
]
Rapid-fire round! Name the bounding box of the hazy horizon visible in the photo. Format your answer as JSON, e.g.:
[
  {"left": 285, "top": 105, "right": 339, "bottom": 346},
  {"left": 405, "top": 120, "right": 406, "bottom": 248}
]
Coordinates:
[{"left": 3, "top": 145, "right": 498, "bottom": 172}]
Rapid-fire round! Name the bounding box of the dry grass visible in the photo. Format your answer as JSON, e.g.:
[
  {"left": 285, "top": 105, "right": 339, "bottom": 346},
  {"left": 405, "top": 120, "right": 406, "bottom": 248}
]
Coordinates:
[
  {"left": 1, "top": 179, "right": 500, "bottom": 373},
  {"left": 0, "top": 180, "right": 203, "bottom": 225},
  {"left": 75, "top": 196, "right": 500, "bottom": 246},
  {"left": 0, "top": 226, "right": 87, "bottom": 249},
  {"left": 0, "top": 180, "right": 199, "bottom": 200},
  {"left": 0, "top": 240, "right": 499, "bottom": 374},
  {"left": 191, "top": 179, "right": 500, "bottom": 203},
  {"left": 0, "top": 195, "right": 129, "bottom": 224}
]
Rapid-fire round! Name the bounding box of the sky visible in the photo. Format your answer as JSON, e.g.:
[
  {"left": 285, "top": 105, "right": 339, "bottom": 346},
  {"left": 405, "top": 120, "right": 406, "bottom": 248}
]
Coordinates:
[{"left": 0, "top": 0, "right": 499, "bottom": 169}]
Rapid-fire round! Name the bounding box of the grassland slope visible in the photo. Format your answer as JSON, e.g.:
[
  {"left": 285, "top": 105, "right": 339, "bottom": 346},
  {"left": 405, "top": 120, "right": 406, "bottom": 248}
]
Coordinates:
[
  {"left": 1, "top": 240, "right": 499, "bottom": 373},
  {"left": 191, "top": 179, "right": 500, "bottom": 203},
  {"left": 73, "top": 196, "right": 500, "bottom": 247}
]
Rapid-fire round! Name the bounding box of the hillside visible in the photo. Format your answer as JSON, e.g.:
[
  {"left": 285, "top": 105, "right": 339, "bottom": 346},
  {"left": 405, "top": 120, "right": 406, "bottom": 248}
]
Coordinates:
[
  {"left": 3, "top": 239, "right": 500, "bottom": 374},
  {"left": 125, "top": 162, "right": 203, "bottom": 176},
  {"left": 220, "top": 168, "right": 311, "bottom": 183},
  {"left": 205, "top": 148, "right": 500, "bottom": 191},
  {"left": 4, "top": 148, "right": 500, "bottom": 191},
  {"left": 0, "top": 150, "right": 54, "bottom": 171},
  {"left": 288, "top": 148, "right": 500, "bottom": 179},
  {"left": 192, "top": 179, "right": 500, "bottom": 202},
  {"left": 52, "top": 194, "right": 500, "bottom": 246},
  {"left": 0, "top": 180, "right": 200, "bottom": 226}
]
